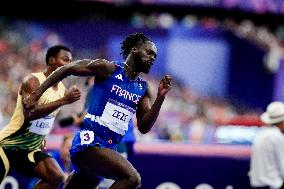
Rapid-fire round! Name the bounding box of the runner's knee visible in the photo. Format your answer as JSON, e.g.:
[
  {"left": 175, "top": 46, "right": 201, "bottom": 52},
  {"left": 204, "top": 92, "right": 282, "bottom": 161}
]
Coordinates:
[
  {"left": 128, "top": 171, "right": 141, "bottom": 188},
  {"left": 49, "top": 171, "right": 65, "bottom": 186}
]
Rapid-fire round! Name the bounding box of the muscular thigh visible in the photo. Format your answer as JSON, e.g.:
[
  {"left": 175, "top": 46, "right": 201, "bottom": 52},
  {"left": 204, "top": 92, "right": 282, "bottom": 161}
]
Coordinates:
[
  {"left": 4, "top": 149, "right": 50, "bottom": 177},
  {"left": 3, "top": 148, "right": 63, "bottom": 182},
  {"left": 34, "top": 156, "right": 64, "bottom": 182},
  {"left": 73, "top": 146, "right": 138, "bottom": 180},
  {"left": 64, "top": 170, "right": 100, "bottom": 189}
]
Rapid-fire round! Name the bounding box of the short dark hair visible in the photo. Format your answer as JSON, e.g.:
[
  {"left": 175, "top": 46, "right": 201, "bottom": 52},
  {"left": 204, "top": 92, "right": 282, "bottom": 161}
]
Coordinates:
[
  {"left": 120, "top": 32, "right": 150, "bottom": 60},
  {"left": 45, "top": 45, "right": 71, "bottom": 65}
]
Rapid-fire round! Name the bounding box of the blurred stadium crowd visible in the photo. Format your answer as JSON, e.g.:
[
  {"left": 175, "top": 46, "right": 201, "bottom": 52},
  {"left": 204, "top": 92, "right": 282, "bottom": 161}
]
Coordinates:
[
  {"left": 0, "top": 20, "right": 61, "bottom": 122},
  {"left": 0, "top": 13, "right": 283, "bottom": 144},
  {"left": 100, "top": 0, "right": 284, "bottom": 15}
]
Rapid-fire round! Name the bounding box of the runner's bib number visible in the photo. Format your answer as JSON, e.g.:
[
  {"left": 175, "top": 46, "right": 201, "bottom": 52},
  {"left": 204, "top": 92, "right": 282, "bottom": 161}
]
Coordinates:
[
  {"left": 100, "top": 99, "right": 135, "bottom": 131},
  {"left": 80, "top": 130, "right": 94, "bottom": 145},
  {"left": 29, "top": 116, "right": 55, "bottom": 135}
]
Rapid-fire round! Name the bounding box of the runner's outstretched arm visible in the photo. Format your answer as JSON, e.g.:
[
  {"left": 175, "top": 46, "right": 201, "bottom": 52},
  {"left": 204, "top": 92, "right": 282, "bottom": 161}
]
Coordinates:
[
  {"left": 23, "top": 59, "right": 115, "bottom": 109},
  {"left": 136, "top": 75, "right": 172, "bottom": 134}
]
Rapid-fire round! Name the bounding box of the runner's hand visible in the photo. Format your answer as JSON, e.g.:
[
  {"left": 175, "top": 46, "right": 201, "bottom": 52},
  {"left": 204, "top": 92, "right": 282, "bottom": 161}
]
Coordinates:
[
  {"left": 157, "top": 75, "right": 172, "bottom": 97},
  {"left": 63, "top": 85, "right": 81, "bottom": 104}
]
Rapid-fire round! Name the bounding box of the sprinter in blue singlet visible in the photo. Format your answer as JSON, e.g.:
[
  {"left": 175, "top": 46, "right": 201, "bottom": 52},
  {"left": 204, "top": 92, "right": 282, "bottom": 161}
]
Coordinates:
[{"left": 24, "top": 32, "right": 172, "bottom": 189}]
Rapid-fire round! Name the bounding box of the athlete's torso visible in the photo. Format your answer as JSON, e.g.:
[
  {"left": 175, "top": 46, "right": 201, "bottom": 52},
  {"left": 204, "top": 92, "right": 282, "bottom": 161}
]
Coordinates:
[
  {"left": 83, "top": 63, "right": 146, "bottom": 140},
  {"left": 0, "top": 72, "right": 66, "bottom": 151}
]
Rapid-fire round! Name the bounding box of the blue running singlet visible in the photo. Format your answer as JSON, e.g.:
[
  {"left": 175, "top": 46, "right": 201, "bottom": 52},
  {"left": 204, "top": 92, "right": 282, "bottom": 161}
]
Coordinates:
[{"left": 70, "top": 62, "right": 146, "bottom": 158}]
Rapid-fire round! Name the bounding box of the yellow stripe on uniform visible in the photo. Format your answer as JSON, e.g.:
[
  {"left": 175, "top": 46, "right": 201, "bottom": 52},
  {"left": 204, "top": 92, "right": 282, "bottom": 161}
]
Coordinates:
[
  {"left": 0, "top": 147, "right": 10, "bottom": 178},
  {"left": 28, "top": 149, "right": 41, "bottom": 163}
]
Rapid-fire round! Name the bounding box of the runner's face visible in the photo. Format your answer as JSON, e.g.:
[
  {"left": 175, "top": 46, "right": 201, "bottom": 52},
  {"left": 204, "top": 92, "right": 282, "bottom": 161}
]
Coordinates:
[
  {"left": 54, "top": 50, "right": 72, "bottom": 68},
  {"left": 48, "top": 49, "right": 72, "bottom": 70},
  {"left": 136, "top": 41, "right": 157, "bottom": 74}
]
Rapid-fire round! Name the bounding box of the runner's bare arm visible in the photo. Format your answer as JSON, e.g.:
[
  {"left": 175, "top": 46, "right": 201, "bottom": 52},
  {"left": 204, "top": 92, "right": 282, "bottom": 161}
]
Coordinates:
[
  {"left": 136, "top": 75, "right": 172, "bottom": 134},
  {"left": 21, "top": 75, "right": 80, "bottom": 121},
  {"left": 23, "top": 59, "right": 115, "bottom": 109}
]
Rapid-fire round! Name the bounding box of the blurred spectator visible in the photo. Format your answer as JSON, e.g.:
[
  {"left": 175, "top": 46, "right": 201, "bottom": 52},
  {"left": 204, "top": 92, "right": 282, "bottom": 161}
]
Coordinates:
[
  {"left": 224, "top": 19, "right": 284, "bottom": 73},
  {"left": 249, "top": 101, "right": 284, "bottom": 189},
  {"left": 58, "top": 133, "right": 74, "bottom": 174}
]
